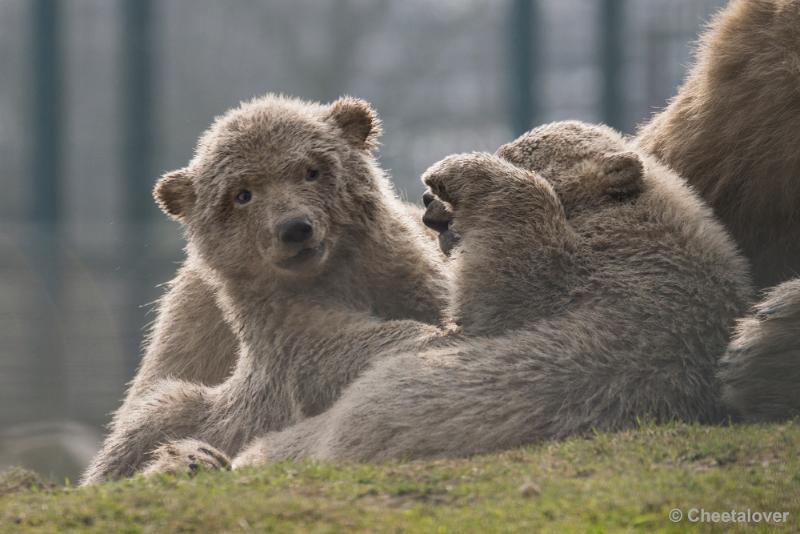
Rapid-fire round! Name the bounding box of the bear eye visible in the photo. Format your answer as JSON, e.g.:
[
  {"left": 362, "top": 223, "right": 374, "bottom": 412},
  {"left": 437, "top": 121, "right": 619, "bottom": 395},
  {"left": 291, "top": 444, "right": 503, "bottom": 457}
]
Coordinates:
[
  {"left": 234, "top": 189, "right": 252, "bottom": 205},
  {"left": 305, "top": 168, "right": 320, "bottom": 182}
]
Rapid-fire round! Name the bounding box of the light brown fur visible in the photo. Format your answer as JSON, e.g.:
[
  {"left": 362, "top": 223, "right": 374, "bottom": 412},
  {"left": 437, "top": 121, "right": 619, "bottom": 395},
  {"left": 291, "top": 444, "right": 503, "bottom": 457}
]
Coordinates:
[
  {"left": 86, "top": 121, "right": 752, "bottom": 479},
  {"left": 82, "top": 95, "right": 449, "bottom": 484},
  {"left": 638, "top": 0, "right": 800, "bottom": 421},
  {"left": 125, "top": 199, "right": 438, "bottom": 404},
  {"left": 719, "top": 278, "right": 800, "bottom": 420},
  {"left": 637, "top": 0, "right": 800, "bottom": 289},
  {"left": 92, "top": 0, "right": 800, "bottom": 477},
  {"left": 231, "top": 122, "right": 752, "bottom": 466}
]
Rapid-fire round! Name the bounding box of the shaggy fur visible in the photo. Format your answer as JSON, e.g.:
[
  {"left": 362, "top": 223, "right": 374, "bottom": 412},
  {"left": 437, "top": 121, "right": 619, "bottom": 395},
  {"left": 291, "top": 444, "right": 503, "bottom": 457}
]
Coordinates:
[
  {"left": 719, "top": 279, "right": 800, "bottom": 421},
  {"left": 127, "top": 200, "right": 437, "bottom": 405},
  {"left": 224, "top": 121, "right": 751, "bottom": 465},
  {"left": 88, "top": 0, "right": 800, "bottom": 479},
  {"left": 82, "top": 95, "right": 449, "bottom": 484},
  {"left": 116, "top": 101, "right": 447, "bottom": 406},
  {"left": 637, "top": 0, "right": 800, "bottom": 290},
  {"left": 638, "top": 0, "right": 800, "bottom": 422}
]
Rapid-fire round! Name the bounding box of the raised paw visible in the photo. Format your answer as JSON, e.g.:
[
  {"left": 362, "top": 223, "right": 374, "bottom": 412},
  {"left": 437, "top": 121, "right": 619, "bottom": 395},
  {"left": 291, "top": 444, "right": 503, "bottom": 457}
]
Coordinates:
[
  {"left": 421, "top": 153, "right": 521, "bottom": 209},
  {"left": 422, "top": 152, "right": 565, "bottom": 244},
  {"left": 142, "top": 438, "right": 231, "bottom": 478}
]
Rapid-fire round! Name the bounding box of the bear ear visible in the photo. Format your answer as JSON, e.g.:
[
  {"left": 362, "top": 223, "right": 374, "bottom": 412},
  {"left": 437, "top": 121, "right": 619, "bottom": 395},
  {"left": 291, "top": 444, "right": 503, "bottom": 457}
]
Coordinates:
[
  {"left": 599, "top": 151, "right": 644, "bottom": 200},
  {"left": 326, "top": 97, "right": 382, "bottom": 151},
  {"left": 154, "top": 168, "right": 196, "bottom": 222}
]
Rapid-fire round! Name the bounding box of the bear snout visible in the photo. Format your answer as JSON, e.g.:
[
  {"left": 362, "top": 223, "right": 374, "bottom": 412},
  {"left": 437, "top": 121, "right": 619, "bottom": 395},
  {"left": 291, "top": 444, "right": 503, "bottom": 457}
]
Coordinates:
[{"left": 277, "top": 217, "right": 314, "bottom": 245}]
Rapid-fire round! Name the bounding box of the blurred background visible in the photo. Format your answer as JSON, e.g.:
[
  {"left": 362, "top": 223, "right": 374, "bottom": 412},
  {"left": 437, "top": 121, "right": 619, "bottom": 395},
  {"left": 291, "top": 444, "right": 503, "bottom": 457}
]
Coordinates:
[{"left": 0, "top": 0, "right": 726, "bottom": 481}]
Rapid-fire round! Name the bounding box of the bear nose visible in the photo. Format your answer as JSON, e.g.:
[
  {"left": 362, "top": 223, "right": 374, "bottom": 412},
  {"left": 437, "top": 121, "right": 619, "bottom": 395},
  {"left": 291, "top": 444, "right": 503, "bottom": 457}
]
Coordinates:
[
  {"left": 422, "top": 191, "right": 435, "bottom": 208},
  {"left": 278, "top": 217, "right": 314, "bottom": 244}
]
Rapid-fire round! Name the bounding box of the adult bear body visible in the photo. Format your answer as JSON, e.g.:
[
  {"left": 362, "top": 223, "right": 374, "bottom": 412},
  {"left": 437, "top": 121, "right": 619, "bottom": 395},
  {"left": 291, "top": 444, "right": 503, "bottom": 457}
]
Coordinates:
[{"left": 638, "top": 0, "right": 800, "bottom": 420}]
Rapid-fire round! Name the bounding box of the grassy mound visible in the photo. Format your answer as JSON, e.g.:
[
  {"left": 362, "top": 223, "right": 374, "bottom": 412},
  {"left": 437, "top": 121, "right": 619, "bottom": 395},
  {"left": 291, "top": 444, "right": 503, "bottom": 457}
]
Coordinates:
[{"left": 2, "top": 422, "right": 798, "bottom": 532}]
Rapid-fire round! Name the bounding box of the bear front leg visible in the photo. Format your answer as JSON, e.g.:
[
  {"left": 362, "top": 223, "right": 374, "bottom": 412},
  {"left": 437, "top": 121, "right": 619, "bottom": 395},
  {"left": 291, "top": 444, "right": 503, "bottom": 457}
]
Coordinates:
[
  {"left": 81, "top": 380, "right": 214, "bottom": 485},
  {"left": 127, "top": 265, "right": 238, "bottom": 402},
  {"left": 422, "top": 153, "right": 579, "bottom": 334}
]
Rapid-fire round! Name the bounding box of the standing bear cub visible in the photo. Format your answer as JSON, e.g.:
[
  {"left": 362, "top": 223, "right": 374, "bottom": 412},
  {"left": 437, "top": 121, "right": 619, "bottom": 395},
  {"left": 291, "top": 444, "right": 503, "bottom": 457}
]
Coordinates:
[{"left": 82, "top": 95, "right": 449, "bottom": 484}]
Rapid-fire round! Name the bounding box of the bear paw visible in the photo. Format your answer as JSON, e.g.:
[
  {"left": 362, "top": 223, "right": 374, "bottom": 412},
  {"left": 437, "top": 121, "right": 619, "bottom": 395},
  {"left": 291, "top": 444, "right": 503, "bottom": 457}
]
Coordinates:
[
  {"left": 142, "top": 438, "right": 231, "bottom": 478},
  {"left": 422, "top": 153, "right": 514, "bottom": 209},
  {"left": 422, "top": 152, "right": 561, "bottom": 245},
  {"left": 422, "top": 191, "right": 461, "bottom": 255}
]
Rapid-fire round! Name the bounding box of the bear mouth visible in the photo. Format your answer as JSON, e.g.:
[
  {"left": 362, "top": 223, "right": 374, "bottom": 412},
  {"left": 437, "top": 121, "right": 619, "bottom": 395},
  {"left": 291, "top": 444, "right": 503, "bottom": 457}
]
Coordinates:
[{"left": 276, "top": 242, "right": 327, "bottom": 270}]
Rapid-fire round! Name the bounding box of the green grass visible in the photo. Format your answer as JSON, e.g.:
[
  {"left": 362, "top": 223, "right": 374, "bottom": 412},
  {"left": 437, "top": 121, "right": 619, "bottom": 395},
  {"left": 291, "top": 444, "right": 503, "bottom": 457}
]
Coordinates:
[{"left": 2, "top": 422, "right": 799, "bottom": 533}]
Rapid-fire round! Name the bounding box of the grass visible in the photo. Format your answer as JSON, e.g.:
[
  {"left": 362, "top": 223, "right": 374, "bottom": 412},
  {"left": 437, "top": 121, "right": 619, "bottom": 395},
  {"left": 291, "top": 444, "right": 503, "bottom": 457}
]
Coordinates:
[{"left": 2, "top": 421, "right": 799, "bottom": 533}]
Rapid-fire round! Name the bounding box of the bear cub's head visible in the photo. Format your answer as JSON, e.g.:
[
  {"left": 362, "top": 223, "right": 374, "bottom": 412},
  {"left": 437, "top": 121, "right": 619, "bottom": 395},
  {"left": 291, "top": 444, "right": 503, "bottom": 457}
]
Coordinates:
[
  {"left": 497, "top": 121, "right": 645, "bottom": 215},
  {"left": 423, "top": 121, "right": 648, "bottom": 255},
  {"left": 154, "top": 95, "right": 382, "bottom": 282}
]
